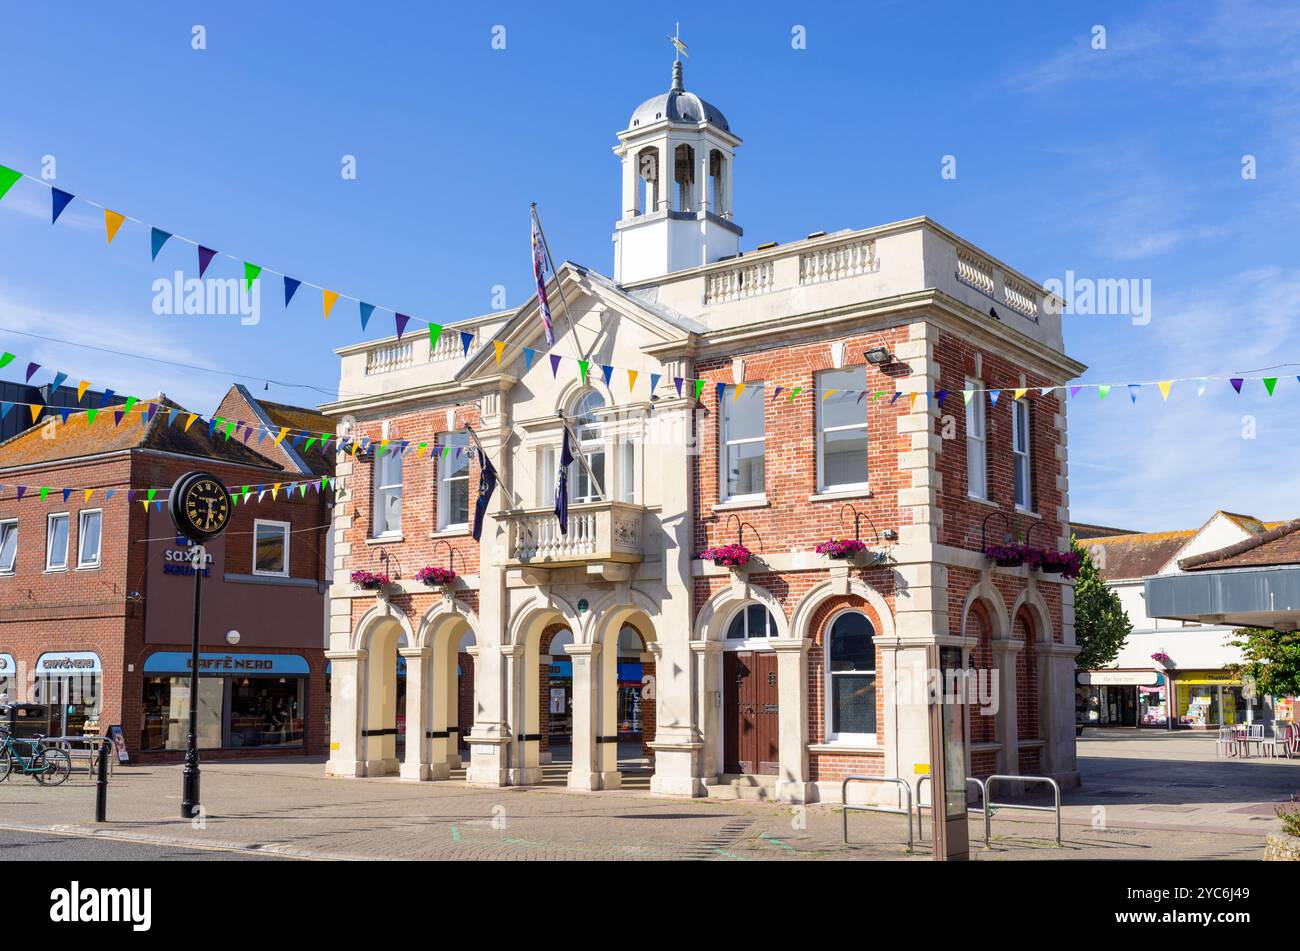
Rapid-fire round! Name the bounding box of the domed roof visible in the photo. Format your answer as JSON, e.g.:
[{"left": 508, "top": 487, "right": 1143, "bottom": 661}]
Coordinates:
[{"left": 628, "top": 61, "right": 730, "bottom": 132}]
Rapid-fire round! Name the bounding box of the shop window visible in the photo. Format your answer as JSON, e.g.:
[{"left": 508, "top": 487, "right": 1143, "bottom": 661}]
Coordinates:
[
  {"left": 139, "top": 676, "right": 223, "bottom": 751},
  {"left": 253, "top": 519, "right": 290, "bottom": 577},
  {"left": 0, "top": 520, "right": 16, "bottom": 574},
  {"left": 725, "top": 603, "right": 778, "bottom": 641},
  {"left": 826, "top": 611, "right": 877, "bottom": 742},
  {"left": 720, "top": 383, "right": 765, "bottom": 501},
  {"left": 77, "top": 510, "right": 102, "bottom": 568},
  {"left": 816, "top": 367, "right": 868, "bottom": 493},
  {"left": 228, "top": 677, "right": 305, "bottom": 748},
  {"left": 46, "top": 512, "right": 69, "bottom": 571},
  {"left": 437, "top": 431, "right": 471, "bottom": 531}
]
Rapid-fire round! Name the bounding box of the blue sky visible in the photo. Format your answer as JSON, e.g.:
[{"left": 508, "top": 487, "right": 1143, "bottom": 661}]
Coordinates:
[{"left": 0, "top": 0, "right": 1297, "bottom": 530}]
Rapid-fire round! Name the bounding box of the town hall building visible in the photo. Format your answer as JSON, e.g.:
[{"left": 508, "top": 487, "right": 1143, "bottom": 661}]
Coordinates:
[{"left": 321, "top": 58, "right": 1086, "bottom": 803}]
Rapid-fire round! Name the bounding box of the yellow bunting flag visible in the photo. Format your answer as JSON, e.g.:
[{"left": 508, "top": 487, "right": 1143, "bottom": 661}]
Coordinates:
[
  {"left": 627, "top": 369, "right": 638, "bottom": 392},
  {"left": 274, "top": 427, "right": 288, "bottom": 446},
  {"left": 104, "top": 209, "right": 126, "bottom": 243},
  {"left": 29, "top": 403, "right": 40, "bottom": 423},
  {"left": 84, "top": 489, "right": 93, "bottom": 503},
  {"left": 272, "top": 483, "right": 282, "bottom": 499},
  {"left": 1013, "top": 388, "right": 1027, "bottom": 400},
  {"left": 77, "top": 381, "right": 90, "bottom": 401},
  {"left": 733, "top": 383, "right": 746, "bottom": 402},
  {"left": 493, "top": 340, "right": 506, "bottom": 364},
  {"left": 909, "top": 392, "right": 919, "bottom": 409},
  {"left": 184, "top": 413, "right": 198, "bottom": 431},
  {"left": 322, "top": 290, "right": 339, "bottom": 320},
  {"left": 822, "top": 389, "right": 838, "bottom": 401},
  {"left": 1158, "top": 381, "right": 1172, "bottom": 401}
]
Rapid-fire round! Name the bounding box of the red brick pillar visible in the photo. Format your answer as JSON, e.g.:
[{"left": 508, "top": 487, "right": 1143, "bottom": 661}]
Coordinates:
[{"left": 641, "top": 652, "right": 656, "bottom": 761}]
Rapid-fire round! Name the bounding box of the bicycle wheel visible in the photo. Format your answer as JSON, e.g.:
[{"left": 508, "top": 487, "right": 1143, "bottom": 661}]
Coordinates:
[
  {"left": 33, "top": 748, "right": 71, "bottom": 786},
  {"left": 0, "top": 749, "right": 12, "bottom": 783}
]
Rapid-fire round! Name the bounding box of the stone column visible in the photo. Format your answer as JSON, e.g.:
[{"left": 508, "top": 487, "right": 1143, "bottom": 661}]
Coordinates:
[
  {"left": 595, "top": 639, "right": 622, "bottom": 789},
  {"left": 399, "top": 646, "right": 432, "bottom": 780},
  {"left": 991, "top": 639, "right": 1022, "bottom": 776},
  {"left": 1038, "top": 642, "right": 1081, "bottom": 789},
  {"left": 566, "top": 642, "right": 602, "bottom": 790},
  {"left": 503, "top": 642, "right": 542, "bottom": 786},
  {"left": 324, "top": 648, "right": 364, "bottom": 777},
  {"left": 771, "top": 638, "right": 812, "bottom": 803}
]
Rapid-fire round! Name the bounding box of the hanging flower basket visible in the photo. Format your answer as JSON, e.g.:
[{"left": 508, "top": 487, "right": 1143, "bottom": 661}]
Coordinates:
[
  {"left": 1151, "top": 651, "right": 1174, "bottom": 670},
  {"left": 698, "top": 544, "right": 752, "bottom": 568},
  {"left": 816, "top": 538, "right": 870, "bottom": 561},
  {"left": 1037, "top": 548, "right": 1083, "bottom": 579},
  {"left": 984, "top": 543, "right": 1027, "bottom": 568},
  {"left": 416, "top": 566, "right": 457, "bottom": 587},
  {"left": 350, "top": 570, "right": 392, "bottom": 592}
]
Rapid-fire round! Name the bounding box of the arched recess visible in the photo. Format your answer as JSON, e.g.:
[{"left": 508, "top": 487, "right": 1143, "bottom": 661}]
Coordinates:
[
  {"left": 791, "top": 578, "right": 895, "bottom": 643},
  {"left": 959, "top": 580, "right": 1010, "bottom": 642},
  {"left": 1013, "top": 605, "right": 1042, "bottom": 774},
  {"left": 1009, "top": 587, "right": 1054, "bottom": 645},
  {"left": 413, "top": 598, "right": 480, "bottom": 775},
  {"left": 352, "top": 602, "right": 415, "bottom": 776},
  {"left": 504, "top": 592, "right": 581, "bottom": 785},
  {"left": 960, "top": 584, "right": 1014, "bottom": 777}
]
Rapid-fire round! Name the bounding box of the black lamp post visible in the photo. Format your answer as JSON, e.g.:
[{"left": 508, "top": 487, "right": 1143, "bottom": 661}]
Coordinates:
[{"left": 168, "top": 471, "right": 232, "bottom": 820}]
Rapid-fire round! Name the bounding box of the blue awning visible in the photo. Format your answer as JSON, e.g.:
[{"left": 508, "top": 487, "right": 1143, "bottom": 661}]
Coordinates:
[{"left": 143, "top": 652, "right": 310, "bottom": 676}]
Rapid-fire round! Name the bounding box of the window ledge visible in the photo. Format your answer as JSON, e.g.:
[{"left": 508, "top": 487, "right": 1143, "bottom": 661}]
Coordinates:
[
  {"left": 75, "top": 564, "right": 101, "bottom": 571},
  {"left": 713, "top": 497, "right": 769, "bottom": 512},
  {"left": 45, "top": 566, "right": 69, "bottom": 574},
  {"left": 966, "top": 494, "right": 999, "bottom": 509},
  {"left": 808, "top": 487, "right": 872, "bottom": 503},
  {"left": 366, "top": 534, "right": 404, "bottom": 545},
  {"left": 1015, "top": 507, "right": 1040, "bottom": 520},
  {"left": 430, "top": 527, "right": 470, "bottom": 539},
  {"left": 808, "top": 742, "right": 884, "bottom": 755}
]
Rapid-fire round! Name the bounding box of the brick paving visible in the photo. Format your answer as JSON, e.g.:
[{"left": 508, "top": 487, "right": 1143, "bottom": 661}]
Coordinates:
[{"left": 0, "top": 732, "right": 1292, "bottom": 860}]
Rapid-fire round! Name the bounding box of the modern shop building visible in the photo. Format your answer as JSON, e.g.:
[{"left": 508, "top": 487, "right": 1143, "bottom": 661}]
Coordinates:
[
  {"left": 0, "top": 384, "right": 332, "bottom": 760},
  {"left": 1076, "top": 512, "right": 1285, "bottom": 729},
  {"left": 322, "top": 58, "right": 1086, "bottom": 803}
]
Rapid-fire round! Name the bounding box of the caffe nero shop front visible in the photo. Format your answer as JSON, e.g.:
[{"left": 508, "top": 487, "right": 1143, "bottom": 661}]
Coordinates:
[{"left": 140, "top": 651, "right": 310, "bottom": 752}]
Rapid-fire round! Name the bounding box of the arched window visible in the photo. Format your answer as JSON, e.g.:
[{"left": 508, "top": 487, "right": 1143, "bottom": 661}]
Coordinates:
[
  {"left": 674, "top": 144, "right": 695, "bottom": 212},
  {"left": 725, "top": 603, "right": 778, "bottom": 641},
  {"left": 709, "top": 149, "right": 726, "bottom": 215},
  {"left": 636, "top": 147, "right": 659, "bottom": 214},
  {"left": 826, "top": 612, "right": 876, "bottom": 741},
  {"left": 569, "top": 390, "right": 606, "bottom": 502}
]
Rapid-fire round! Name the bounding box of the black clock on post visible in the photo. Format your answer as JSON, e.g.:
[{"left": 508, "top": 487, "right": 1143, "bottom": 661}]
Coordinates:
[
  {"left": 169, "top": 471, "right": 232, "bottom": 543},
  {"left": 167, "top": 470, "right": 232, "bottom": 819}
]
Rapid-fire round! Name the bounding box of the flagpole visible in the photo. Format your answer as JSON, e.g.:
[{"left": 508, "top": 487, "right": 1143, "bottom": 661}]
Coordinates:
[
  {"left": 531, "top": 202, "right": 588, "bottom": 356},
  {"left": 556, "top": 410, "right": 605, "bottom": 501},
  {"left": 461, "top": 423, "right": 526, "bottom": 510}
]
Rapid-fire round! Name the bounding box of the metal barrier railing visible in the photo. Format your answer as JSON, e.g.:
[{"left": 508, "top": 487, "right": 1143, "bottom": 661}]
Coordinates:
[
  {"left": 914, "top": 775, "right": 990, "bottom": 847},
  {"left": 841, "top": 776, "right": 913, "bottom": 852},
  {"left": 984, "top": 774, "right": 1062, "bottom": 847}
]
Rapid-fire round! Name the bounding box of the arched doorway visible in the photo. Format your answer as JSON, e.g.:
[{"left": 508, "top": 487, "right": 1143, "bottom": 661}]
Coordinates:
[
  {"left": 721, "top": 603, "right": 780, "bottom": 775},
  {"left": 359, "top": 616, "right": 408, "bottom": 777}
]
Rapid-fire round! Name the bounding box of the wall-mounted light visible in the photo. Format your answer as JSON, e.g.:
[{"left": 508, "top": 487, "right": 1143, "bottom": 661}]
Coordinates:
[{"left": 863, "top": 346, "right": 893, "bottom": 366}]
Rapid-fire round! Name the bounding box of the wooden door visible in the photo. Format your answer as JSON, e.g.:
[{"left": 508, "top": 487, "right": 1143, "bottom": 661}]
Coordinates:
[{"left": 723, "top": 651, "right": 780, "bottom": 775}]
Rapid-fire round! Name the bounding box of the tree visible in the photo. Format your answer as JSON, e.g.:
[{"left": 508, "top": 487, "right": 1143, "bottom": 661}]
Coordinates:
[
  {"left": 1071, "top": 536, "right": 1131, "bottom": 670},
  {"left": 1229, "top": 627, "right": 1300, "bottom": 698}
]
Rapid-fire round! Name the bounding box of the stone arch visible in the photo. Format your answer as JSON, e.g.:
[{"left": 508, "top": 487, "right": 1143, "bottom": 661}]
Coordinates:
[
  {"left": 351, "top": 601, "right": 414, "bottom": 777},
  {"left": 507, "top": 591, "right": 580, "bottom": 648},
  {"left": 1010, "top": 586, "right": 1054, "bottom": 644},
  {"left": 791, "top": 578, "right": 895, "bottom": 644},
  {"left": 351, "top": 601, "right": 415, "bottom": 653},
  {"left": 693, "top": 582, "right": 791, "bottom": 642},
  {"left": 960, "top": 579, "right": 1010, "bottom": 642}
]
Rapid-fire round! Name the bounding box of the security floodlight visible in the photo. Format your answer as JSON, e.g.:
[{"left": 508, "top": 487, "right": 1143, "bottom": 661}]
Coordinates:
[{"left": 863, "top": 346, "right": 892, "bottom": 366}]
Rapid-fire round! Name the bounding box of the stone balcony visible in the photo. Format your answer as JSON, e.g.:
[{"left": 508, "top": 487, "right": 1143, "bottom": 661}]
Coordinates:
[{"left": 502, "top": 500, "right": 647, "bottom": 579}]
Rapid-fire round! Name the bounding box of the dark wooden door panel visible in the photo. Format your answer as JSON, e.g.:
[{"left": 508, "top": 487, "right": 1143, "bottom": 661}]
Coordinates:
[{"left": 757, "top": 652, "right": 779, "bottom": 775}]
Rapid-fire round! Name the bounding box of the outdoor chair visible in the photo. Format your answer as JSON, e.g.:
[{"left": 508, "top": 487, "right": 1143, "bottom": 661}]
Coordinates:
[{"left": 1215, "top": 726, "right": 1236, "bottom": 757}]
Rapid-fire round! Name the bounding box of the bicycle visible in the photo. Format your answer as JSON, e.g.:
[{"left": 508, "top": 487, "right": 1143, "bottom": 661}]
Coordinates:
[{"left": 0, "top": 731, "right": 73, "bottom": 786}]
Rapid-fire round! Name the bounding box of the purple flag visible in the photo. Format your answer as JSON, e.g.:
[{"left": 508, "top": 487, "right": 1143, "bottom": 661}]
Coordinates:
[{"left": 531, "top": 211, "right": 556, "bottom": 347}]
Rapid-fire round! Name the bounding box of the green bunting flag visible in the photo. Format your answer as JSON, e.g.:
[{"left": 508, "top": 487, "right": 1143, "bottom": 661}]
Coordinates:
[
  {"left": 0, "top": 165, "right": 22, "bottom": 201},
  {"left": 578, "top": 360, "right": 590, "bottom": 385},
  {"left": 0, "top": 352, "right": 14, "bottom": 369},
  {"left": 428, "top": 323, "right": 442, "bottom": 348},
  {"left": 1263, "top": 377, "right": 1278, "bottom": 396},
  {"left": 1098, "top": 385, "right": 1110, "bottom": 400},
  {"left": 789, "top": 386, "right": 803, "bottom": 402},
  {"left": 243, "top": 262, "right": 261, "bottom": 290},
  {"left": 693, "top": 379, "right": 706, "bottom": 402}
]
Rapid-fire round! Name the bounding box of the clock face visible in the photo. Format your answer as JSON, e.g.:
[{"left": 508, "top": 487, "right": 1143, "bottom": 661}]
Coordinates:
[{"left": 170, "top": 472, "right": 232, "bottom": 542}]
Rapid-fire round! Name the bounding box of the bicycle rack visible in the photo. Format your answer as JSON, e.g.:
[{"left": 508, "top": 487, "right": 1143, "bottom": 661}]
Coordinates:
[
  {"left": 914, "top": 774, "right": 990, "bottom": 848},
  {"left": 984, "top": 774, "right": 1062, "bottom": 847},
  {"left": 841, "top": 776, "right": 914, "bottom": 852}
]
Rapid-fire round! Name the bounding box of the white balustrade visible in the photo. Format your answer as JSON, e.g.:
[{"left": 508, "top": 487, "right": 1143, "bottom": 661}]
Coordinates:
[
  {"left": 704, "top": 261, "right": 775, "bottom": 304},
  {"left": 799, "top": 238, "right": 877, "bottom": 285},
  {"left": 956, "top": 250, "right": 996, "bottom": 297},
  {"left": 364, "top": 341, "right": 413, "bottom": 375}
]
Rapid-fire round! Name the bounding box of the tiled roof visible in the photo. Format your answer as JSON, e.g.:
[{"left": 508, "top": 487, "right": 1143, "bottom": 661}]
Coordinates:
[
  {"left": 1181, "top": 519, "right": 1300, "bottom": 571},
  {"left": 1070, "top": 522, "right": 1142, "bottom": 539},
  {"left": 1082, "top": 530, "right": 1196, "bottom": 580},
  {"left": 256, "top": 399, "right": 336, "bottom": 476},
  {"left": 0, "top": 396, "right": 284, "bottom": 473}
]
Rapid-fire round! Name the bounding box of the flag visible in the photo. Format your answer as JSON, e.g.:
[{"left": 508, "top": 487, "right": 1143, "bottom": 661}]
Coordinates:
[
  {"left": 554, "top": 427, "right": 573, "bottom": 535},
  {"left": 198, "top": 246, "right": 218, "bottom": 278},
  {"left": 150, "top": 227, "right": 172, "bottom": 261},
  {"left": 472, "top": 448, "right": 498, "bottom": 541},
  {"left": 284, "top": 276, "right": 302, "bottom": 307},
  {"left": 51, "top": 188, "right": 74, "bottom": 223},
  {"left": 531, "top": 210, "right": 556, "bottom": 347},
  {"left": 104, "top": 209, "right": 125, "bottom": 243}
]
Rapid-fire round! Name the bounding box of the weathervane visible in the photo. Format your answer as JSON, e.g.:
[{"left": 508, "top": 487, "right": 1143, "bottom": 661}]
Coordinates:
[{"left": 669, "top": 22, "right": 688, "bottom": 60}]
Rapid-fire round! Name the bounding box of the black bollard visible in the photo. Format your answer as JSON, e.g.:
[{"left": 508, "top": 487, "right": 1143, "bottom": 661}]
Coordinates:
[{"left": 95, "top": 737, "right": 110, "bottom": 822}]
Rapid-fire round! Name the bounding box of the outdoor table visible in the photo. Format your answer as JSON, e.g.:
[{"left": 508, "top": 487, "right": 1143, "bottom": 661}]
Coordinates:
[{"left": 49, "top": 736, "right": 114, "bottom": 778}]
